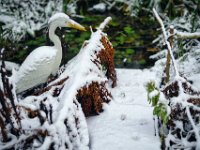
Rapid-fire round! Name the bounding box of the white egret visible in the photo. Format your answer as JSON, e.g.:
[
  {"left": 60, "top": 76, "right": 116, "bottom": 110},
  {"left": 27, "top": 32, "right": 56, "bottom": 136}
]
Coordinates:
[{"left": 15, "top": 13, "right": 86, "bottom": 94}]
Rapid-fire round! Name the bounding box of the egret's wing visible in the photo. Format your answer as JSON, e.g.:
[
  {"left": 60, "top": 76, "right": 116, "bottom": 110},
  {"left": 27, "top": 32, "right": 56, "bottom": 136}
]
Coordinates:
[{"left": 15, "top": 46, "right": 57, "bottom": 93}]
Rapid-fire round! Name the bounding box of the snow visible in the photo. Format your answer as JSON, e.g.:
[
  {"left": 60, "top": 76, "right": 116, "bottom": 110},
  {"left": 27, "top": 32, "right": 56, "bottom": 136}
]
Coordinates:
[
  {"left": 54, "top": 30, "right": 108, "bottom": 121},
  {"left": 89, "top": 3, "right": 107, "bottom": 13},
  {"left": 98, "top": 17, "right": 112, "bottom": 31},
  {"left": 87, "top": 69, "right": 161, "bottom": 150},
  {"left": 0, "top": 0, "right": 63, "bottom": 41},
  {"left": 0, "top": 61, "right": 19, "bottom": 71},
  {"left": 1, "top": 28, "right": 163, "bottom": 149},
  {"left": 175, "top": 31, "right": 200, "bottom": 39}
]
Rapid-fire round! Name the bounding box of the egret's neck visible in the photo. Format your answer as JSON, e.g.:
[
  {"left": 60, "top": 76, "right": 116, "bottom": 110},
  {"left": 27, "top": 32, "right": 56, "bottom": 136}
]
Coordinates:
[{"left": 49, "top": 24, "right": 62, "bottom": 50}]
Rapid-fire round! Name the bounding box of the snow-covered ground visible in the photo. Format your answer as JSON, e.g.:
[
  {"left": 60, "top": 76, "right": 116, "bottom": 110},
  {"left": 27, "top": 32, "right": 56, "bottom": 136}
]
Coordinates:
[{"left": 87, "top": 69, "right": 161, "bottom": 150}]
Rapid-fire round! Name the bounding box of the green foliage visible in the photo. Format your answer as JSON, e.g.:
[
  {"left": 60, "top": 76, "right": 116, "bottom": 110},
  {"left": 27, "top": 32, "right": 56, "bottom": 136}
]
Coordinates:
[
  {"left": 108, "top": 16, "right": 147, "bottom": 67},
  {"left": 146, "top": 81, "right": 159, "bottom": 104},
  {"left": 114, "top": 48, "right": 135, "bottom": 67},
  {"left": 138, "top": 59, "right": 146, "bottom": 65},
  {"left": 146, "top": 81, "right": 169, "bottom": 124},
  {"left": 191, "top": 9, "right": 199, "bottom": 32},
  {"left": 116, "top": 34, "right": 126, "bottom": 45},
  {"left": 124, "top": 26, "right": 134, "bottom": 35},
  {"left": 153, "top": 103, "right": 169, "bottom": 124},
  {"left": 146, "top": 81, "right": 155, "bottom": 94},
  {"left": 126, "top": 48, "right": 134, "bottom": 55},
  {"left": 26, "top": 36, "right": 45, "bottom": 47}
]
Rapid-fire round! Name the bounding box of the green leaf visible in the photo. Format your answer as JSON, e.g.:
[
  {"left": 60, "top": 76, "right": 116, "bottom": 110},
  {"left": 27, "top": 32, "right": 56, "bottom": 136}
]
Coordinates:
[
  {"left": 124, "top": 26, "right": 134, "bottom": 35},
  {"left": 146, "top": 82, "right": 156, "bottom": 93},
  {"left": 125, "top": 48, "right": 134, "bottom": 55},
  {"left": 110, "top": 21, "right": 120, "bottom": 27},
  {"left": 138, "top": 59, "right": 146, "bottom": 65},
  {"left": 116, "top": 35, "right": 126, "bottom": 45},
  {"left": 151, "top": 93, "right": 160, "bottom": 106},
  {"left": 153, "top": 106, "right": 160, "bottom": 115},
  {"left": 163, "top": 115, "right": 169, "bottom": 124}
]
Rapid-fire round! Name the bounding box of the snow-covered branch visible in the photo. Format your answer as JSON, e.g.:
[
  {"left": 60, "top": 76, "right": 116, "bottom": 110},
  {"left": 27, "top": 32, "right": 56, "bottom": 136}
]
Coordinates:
[
  {"left": 186, "top": 106, "right": 200, "bottom": 149},
  {"left": 175, "top": 31, "right": 200, "bottom": 39},
  {"left": 153, "top": 8, "right": 179, "bottom": 78},
  {"left": 98, "top": 17, "right": 112, "bottom": 31}
]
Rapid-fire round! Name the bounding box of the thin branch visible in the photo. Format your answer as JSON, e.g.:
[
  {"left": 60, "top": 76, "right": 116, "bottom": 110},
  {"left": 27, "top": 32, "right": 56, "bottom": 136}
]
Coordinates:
[
  {"left": 0, "top": 114, "right": 8, "bottom": 142},
  {"left": 186, "top": 106, "right": 200, "bottom": 149},
  {"left": 165, "top": 26, "right": 174, "bottom": 84},
  {"left": 33, "top": 77, "right": 69, "bottom": 96},
  {"left": 153, "top": 8, "right": 180, "bottom": 78},
  {"left": 175, "top": 31, "right": 200, "bottom": 39}
]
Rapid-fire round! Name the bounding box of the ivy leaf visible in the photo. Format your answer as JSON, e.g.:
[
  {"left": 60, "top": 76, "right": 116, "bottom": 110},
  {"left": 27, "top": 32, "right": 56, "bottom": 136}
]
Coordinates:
[{"left": 153, "top": 106, "right": 160, "bottom": 115}]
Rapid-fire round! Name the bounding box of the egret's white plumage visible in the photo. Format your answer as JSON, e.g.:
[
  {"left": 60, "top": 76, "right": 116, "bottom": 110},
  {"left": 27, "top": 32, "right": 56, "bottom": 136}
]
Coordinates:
[{"left": 15, "top": 13, "right": 86, "bottom": 93}]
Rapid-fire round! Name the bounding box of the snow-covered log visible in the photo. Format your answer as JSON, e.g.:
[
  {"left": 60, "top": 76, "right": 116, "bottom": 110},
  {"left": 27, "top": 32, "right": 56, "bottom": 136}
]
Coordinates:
[
  {"left": 0, "top": 61, "right": 19, "bottom": 72},
  {"left": 0, "top": 17, "right": 116, "bottom": 149}
]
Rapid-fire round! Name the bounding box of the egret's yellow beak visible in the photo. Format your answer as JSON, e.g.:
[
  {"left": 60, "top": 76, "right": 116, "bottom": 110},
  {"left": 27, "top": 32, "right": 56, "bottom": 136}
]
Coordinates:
[{"left": 67, "top": 19, "right": 86, "bottom": 31}]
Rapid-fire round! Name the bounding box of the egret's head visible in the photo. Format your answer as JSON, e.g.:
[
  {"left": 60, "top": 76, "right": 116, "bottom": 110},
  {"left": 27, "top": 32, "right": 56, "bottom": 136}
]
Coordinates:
[{"left": 48, "top": 13, "right": 86, "bottom": 31}]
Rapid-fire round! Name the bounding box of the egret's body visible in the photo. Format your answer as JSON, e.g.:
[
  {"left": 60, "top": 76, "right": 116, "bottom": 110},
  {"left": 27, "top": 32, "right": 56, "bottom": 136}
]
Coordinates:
[{"left": 15, "top": 13, "right": 85, "bottom": 93}]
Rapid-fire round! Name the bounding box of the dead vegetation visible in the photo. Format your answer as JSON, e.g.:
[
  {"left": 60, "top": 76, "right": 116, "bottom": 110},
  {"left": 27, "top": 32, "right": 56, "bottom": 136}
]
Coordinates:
[
  {"left": 160, "top": 79, "right": 200, "bottom": 149},
  {"left": 77, "top": 81, "right": 112, "bottom": 117}
]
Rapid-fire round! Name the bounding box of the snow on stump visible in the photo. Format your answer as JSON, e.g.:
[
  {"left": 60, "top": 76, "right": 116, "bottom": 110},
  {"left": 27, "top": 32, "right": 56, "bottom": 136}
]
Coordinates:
[{"left": 0, "top": 17, "right": 116, "bottom": 149}]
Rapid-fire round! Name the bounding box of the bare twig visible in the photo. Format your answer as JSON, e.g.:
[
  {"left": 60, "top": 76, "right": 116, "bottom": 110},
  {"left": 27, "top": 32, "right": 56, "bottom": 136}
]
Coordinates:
[
  {"left": 33, "top": 77, "right": 69, "bottom": 96},
  {"left": 0, "top": 114, "right": 8, "bottom": 142},
  {"left": 153, "top": 8, "right": 180, "bottom": 78},
  {"left": 165, "top": 26, "right": 174, "bottom": 84}
]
